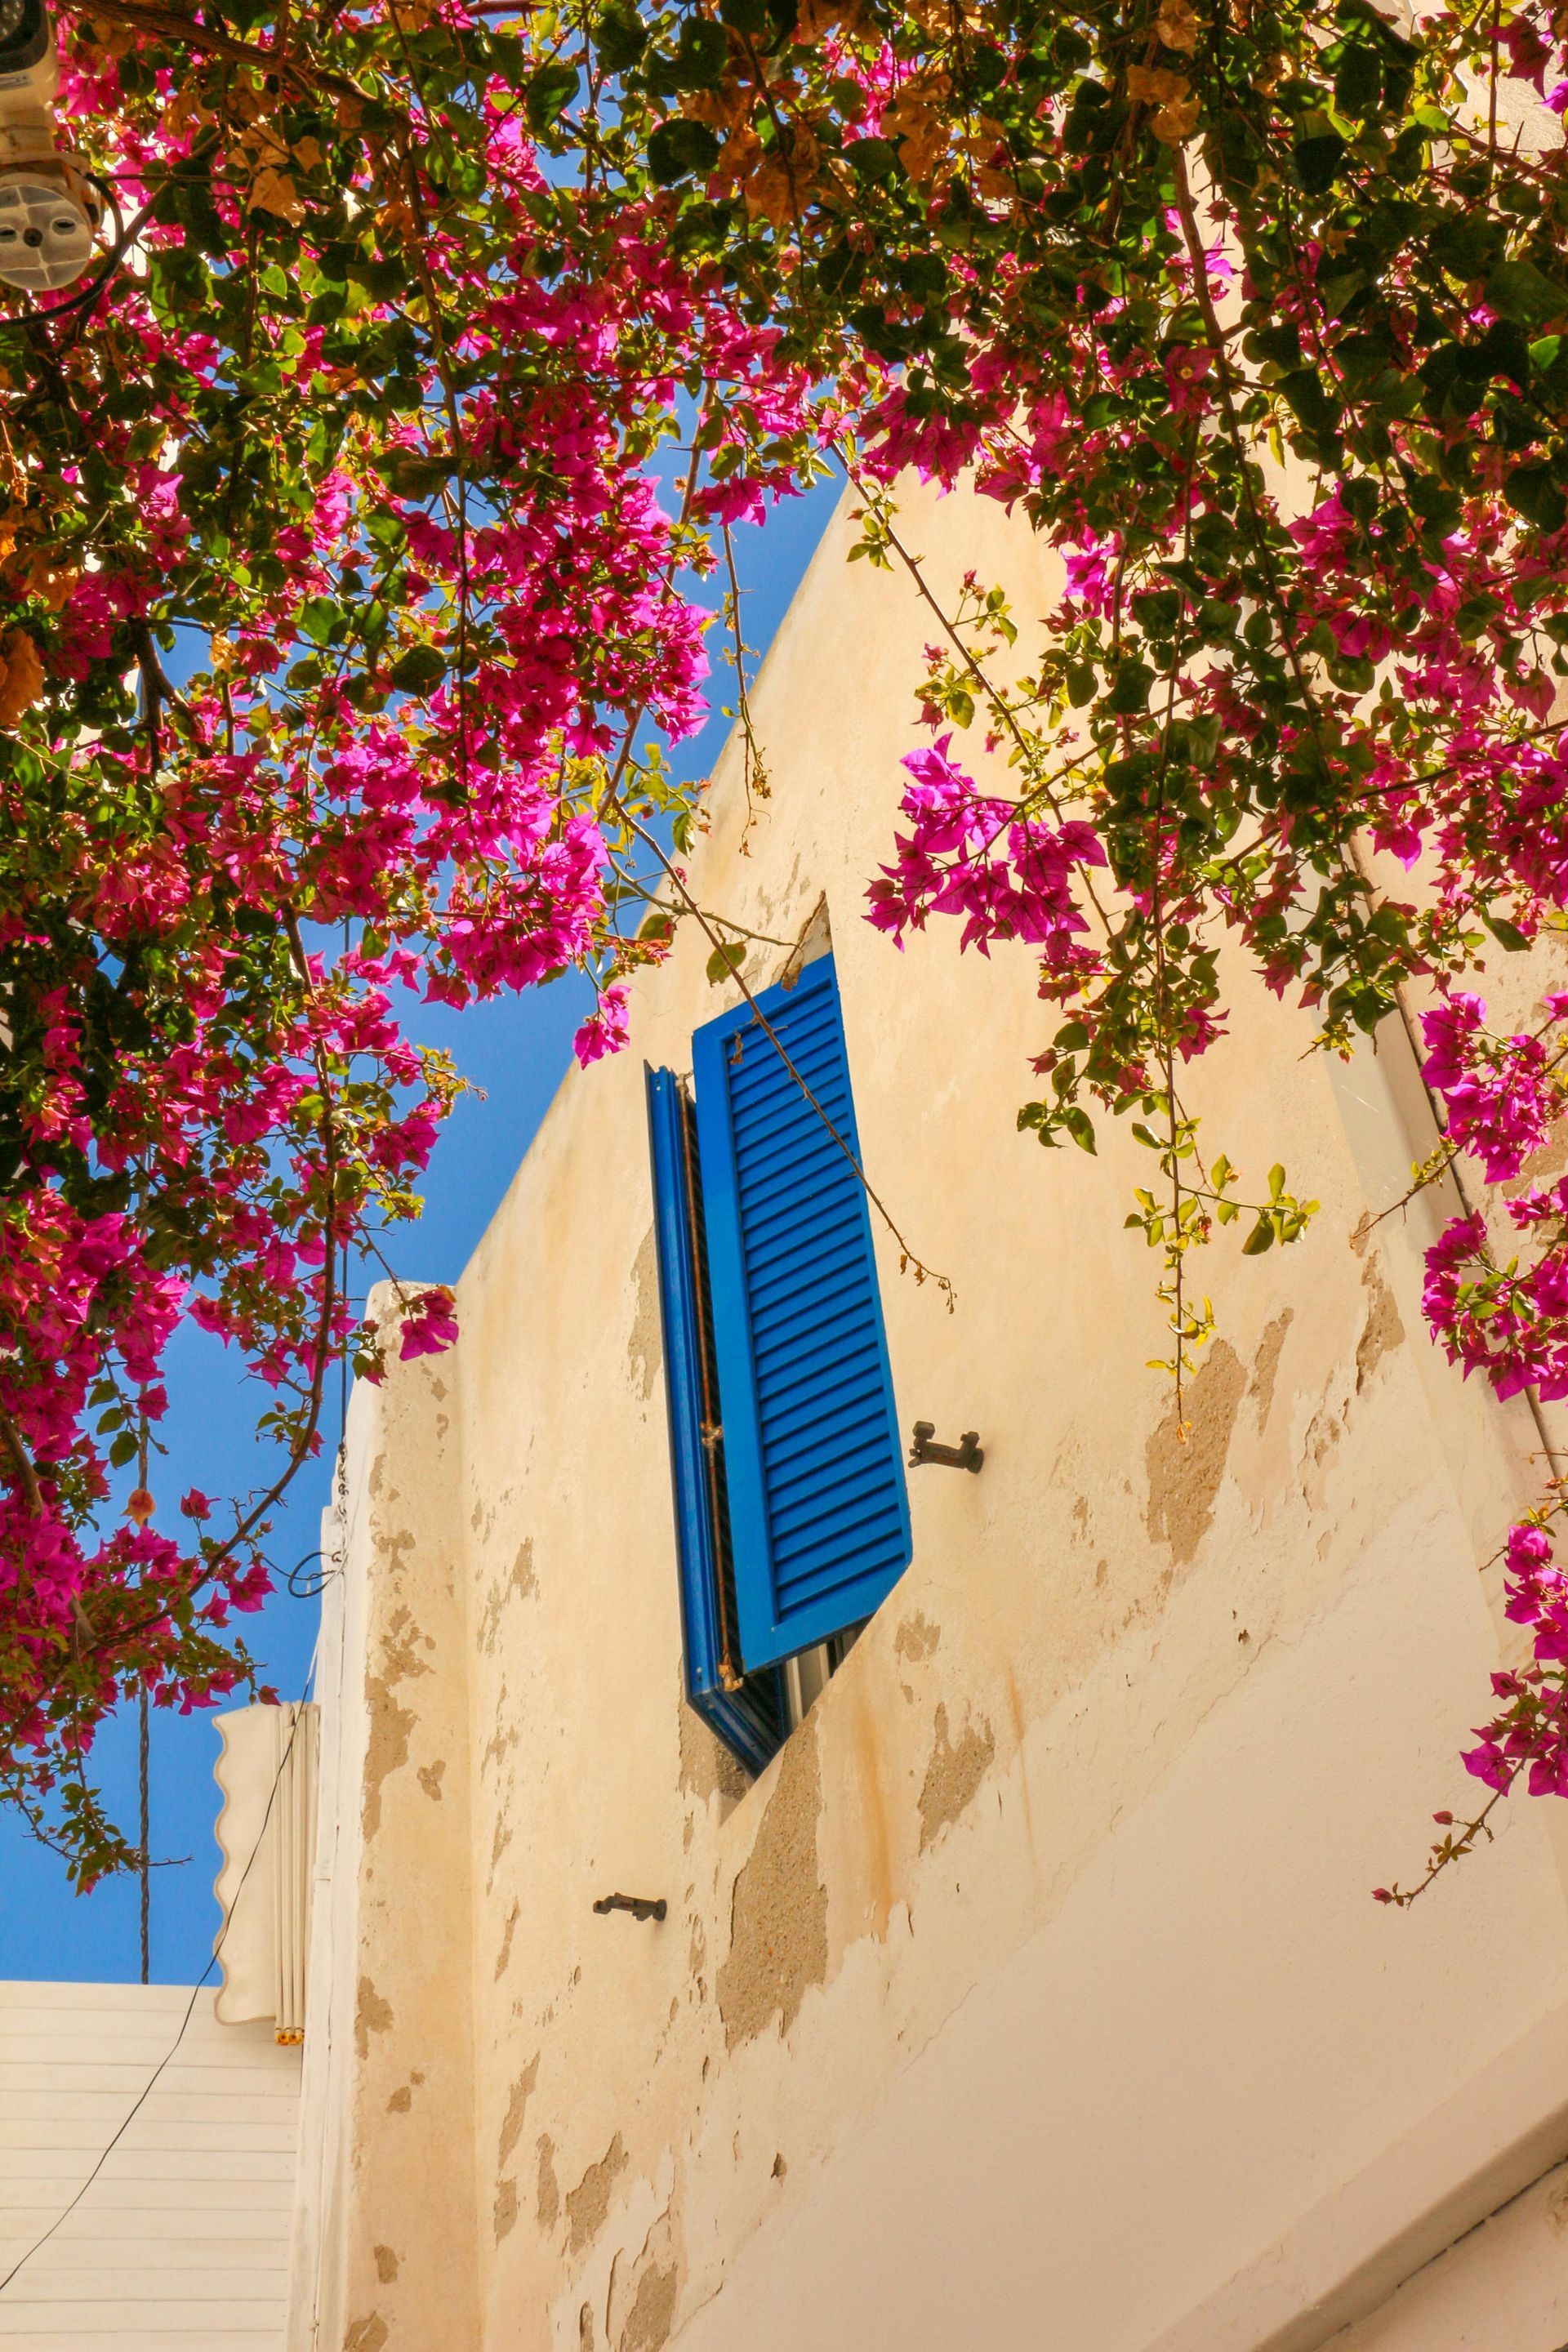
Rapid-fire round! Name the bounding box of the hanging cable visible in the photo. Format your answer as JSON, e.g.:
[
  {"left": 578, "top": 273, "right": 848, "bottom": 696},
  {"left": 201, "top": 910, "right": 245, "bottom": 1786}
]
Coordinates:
[
  {"left": 135, "top": 1378, "right": 150, "bottom": 1984},
  {"left": 136, "top": 1692, "right": 149, "bottom": 1985},
  {"left": 0, "top": 1700, "right": 310, "bottom": 2298}
]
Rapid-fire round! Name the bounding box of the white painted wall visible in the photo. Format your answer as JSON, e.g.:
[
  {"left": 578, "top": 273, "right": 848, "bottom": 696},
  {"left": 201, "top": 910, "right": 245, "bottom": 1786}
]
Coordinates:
[{"left": 0, "top": 1980, "right": 300, "bottom": 2351}]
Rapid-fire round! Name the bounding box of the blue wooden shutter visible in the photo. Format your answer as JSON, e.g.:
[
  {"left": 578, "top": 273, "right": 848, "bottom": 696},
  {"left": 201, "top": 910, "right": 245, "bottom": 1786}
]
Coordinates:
[
  {"left": 691, "top": 955, "right": 911, "bottom": 1669},
  {"left": 644, "top": 1067, "right": 786, "bottom": 1777}
]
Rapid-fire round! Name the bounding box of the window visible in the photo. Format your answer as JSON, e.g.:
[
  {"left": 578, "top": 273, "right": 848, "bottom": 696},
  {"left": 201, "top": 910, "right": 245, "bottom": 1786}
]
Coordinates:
[{"left": 645, "top": 952, "right": 912, "bottom": 1775}]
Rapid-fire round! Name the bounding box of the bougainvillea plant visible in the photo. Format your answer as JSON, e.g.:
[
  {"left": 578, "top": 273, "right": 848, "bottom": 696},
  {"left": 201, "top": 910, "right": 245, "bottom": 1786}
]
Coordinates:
[{"left": 5, "top": 0, "right": 1568, "bottom": 1887}]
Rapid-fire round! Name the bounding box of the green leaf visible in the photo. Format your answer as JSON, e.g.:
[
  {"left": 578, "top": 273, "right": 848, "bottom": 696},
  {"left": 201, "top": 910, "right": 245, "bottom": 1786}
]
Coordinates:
[
  {"left": 648, "top": 119, "right": 722, "bottom": 185},
  {"left": 390, "top": 644, "right": 447, "bottom": 695},
  {"left": 297, "top": 596, "right": 340, "bottom": 646},
  {"left": 1293, "top": 131, "right": 1347, "bottom": 194},
  {"left": 595, "top": 0, "right": 647, "bottom": 70},
  {"left": 706, "top": 940, "right": 746, "bottom": 985},
  {"left": 1242, "top": 1218, "right": 1276, "bottom": 1256},
  {"left": 1108, "top": 660, "right": 1154, "bottom": 715},
  {"left": 1064, "top": 1106, "right": 1097, "bottom": 1154},
  {"left": 673, "top": 18, "right": 730, "bottom": 89},
  {"left": 1506, "top": 463, "right": 1568, "bottom": 534},
  {"left": 1482, "top": 911, "right": 1531, "bottom": 952},
  {"left": 526, "top": 60, "right": 579, "bottom": 132},
  {"left": 1486, "top": 260, "right": 1568, "bottom": 327}
]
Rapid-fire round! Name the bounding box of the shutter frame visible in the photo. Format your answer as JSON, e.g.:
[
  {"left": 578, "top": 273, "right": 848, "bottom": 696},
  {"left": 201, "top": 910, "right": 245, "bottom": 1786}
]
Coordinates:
[
  {"left": 691, "top": 956, "right": 912, "bottom": 1670},
  {"left": 644, "top": 1066, "right": 785, "bottom": 1778}
]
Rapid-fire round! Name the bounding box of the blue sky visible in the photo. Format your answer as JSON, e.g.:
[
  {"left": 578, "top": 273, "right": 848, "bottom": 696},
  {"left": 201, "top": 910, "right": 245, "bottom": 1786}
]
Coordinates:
[{"left": 0, "top": 471, "right": 841, "bottom": 1986}]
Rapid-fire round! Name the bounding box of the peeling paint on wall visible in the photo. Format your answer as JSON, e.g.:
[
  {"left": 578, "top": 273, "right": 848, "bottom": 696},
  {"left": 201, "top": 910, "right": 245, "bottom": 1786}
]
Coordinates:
[
  {"left": 362, "top": 1603, "right": 434, "bottom": 1841},
  {"left": 716, "top": 1722, "right": 828, "bottom": 2048},
  {"left": 479, "top": 1536, "right": 537, "bottom": 1657},
  {"left": 566, "top": 2132, "right": 628, "bottom": 2253},
  {"left": 1355, "top": 1254, "right": 1405, "bottom": 1391},
  {"left": 894, "top": 1612, "right": 941, "bottom": 1664},
  {"left": 373, "top": 2245, "right": 399, "bottom": 2283},
  {"left": 1250, "top": 1311, "right": 1294, "bottom": 1432},
  {"left": 417, "top": 1758, "right": 446, "bottom": 1802},
  {"left": 355, "top": 1976, "right": 393, "bottom": 2063},
  {"left": 918, "top": 1703, "right": 996, "bottom": 1852},
  {"left": 494, "top": 1899, "right": 519, "bottom": 1980},
  {"left": 1144, "top": 1341, "right": 1247, "bottom": 1564},
  {"left": 619, "top": 2261, "right": 679, "bottom": 2352},
  {"left": 345, "top": 2316, "right": 388, "bottom": 2352},
  {"left": 629, "top": 1228, "right": 663, "bottom": 1401},
  {"left": 538, "top": 2134, "right": 562, "bottom": 2230},
  {"left": 494, "top": 2176, "right": 519, "bottom": 2243},
  {"left": 499, "top": 2055, "right": 540, "bottom": 2168}
]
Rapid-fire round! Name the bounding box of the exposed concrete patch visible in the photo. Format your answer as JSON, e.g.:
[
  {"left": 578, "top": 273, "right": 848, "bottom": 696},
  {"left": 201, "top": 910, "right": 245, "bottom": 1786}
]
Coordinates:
[
  {"left": 1356, "top": 1253, "right": 1405, "bottom": 1390},
  {"left": 678, "top": 1680, "right": 747, "bottom": 1806},
  {"left": 716, "top": 1721, "right": 827, "bottom": 2049},
  {"left": 499, "top": 2055, "right": 540, "bottom": 2167},
  {"left": 355, "top": 1975, "right": 393, "bottom": 2062},
  {"left": 1144, "top": 1341, "right": 1247, "bottom": 1563},
  {"left": 479, "top": 1538, "right": 537, "bottom": 1657},
  {"left": 894, "top": 1611, "right": 940, "bottom": 1664},
  {"left": 494, "top": 2177, "right": 519, "bottom": 2243},
  {"left": 416, "top": 1757, "right": 446, "bottom": 1802},
  {"left": 620, "top": 2263, "right": 679, "bottom": 2352},
  {"left": 629, "top": 1228, "right": 663, "bottom": 1401},
  {"left": 362, "top": 1683, "right": 416, "bottom": 1844},
  {"left": 918, "top": 1702, "right": 996, "bottom": 1852},
  {"left": 538, "top": 2134, "right": 562, "bottom": 2230},
  {"left": 361, "top": 1603, "right": 433, "bottom": 1841},
  {"left": 495, "top": 1899, "right": 520, "bottom": 1980},
  {"left": 373, "top": 2245, "right": 399, "bottom": 2284},
  {"left": 1250, "top": 1310, "right": 1294, "bottom": 1431},
  {"left": 567, "top": 2132, "right": 628, "bottom": 2253},
  {"left": 345, "top": 2318, "right": 389, "bottom": 2352}
]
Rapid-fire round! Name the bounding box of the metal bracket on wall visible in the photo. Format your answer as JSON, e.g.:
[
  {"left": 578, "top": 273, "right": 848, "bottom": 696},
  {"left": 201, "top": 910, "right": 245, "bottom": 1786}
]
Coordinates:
[
  {"left": 592, "top": 1893, "right": 667, "bottom": 1922},
  {"left": 907, "top": 1422, "right": 983, "bottom": 1473}
]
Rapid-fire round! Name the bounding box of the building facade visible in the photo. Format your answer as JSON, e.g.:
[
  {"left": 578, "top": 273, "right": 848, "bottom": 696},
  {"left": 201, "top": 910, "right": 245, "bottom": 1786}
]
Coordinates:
[{"left": 284, "top": 479, "right": 1568, "bottom": 2352}]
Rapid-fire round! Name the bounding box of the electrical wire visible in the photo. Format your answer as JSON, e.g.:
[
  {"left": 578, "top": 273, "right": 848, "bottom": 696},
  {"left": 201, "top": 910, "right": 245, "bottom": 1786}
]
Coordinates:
[
  {"left": 0, "top": 1699, "right": 310, "bottom": 2299},
  {"left": 136, "top": 1690, "right": 149, "bottom": 1986}
]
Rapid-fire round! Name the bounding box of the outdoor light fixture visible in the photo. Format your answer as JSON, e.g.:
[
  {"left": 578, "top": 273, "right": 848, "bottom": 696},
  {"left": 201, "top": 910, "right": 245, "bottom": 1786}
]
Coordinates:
[{"left": 0, "top": 0, "right": 100, "bottom": 295}]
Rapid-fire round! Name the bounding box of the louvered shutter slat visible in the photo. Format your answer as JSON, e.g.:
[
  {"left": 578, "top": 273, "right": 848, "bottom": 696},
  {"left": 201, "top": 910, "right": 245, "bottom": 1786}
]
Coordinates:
[{"left": 692, "top": 956, "right": 912, "bottom": 1669}]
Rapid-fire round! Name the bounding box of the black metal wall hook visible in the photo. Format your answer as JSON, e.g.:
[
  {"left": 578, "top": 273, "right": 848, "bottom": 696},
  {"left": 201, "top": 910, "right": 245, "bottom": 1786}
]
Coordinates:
[
  {"left": 908, "top": 1422, "right": 983, "bottom": 1473},
  {"left": 592, "top": 1893, "right": 667, "bottom": 1922}
]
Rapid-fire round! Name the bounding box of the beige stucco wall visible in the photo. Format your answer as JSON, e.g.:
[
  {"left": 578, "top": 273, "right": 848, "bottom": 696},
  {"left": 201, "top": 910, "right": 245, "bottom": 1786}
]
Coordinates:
[{"left": 292, "top": 479, "right": 1568, "bottom": 2352}]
